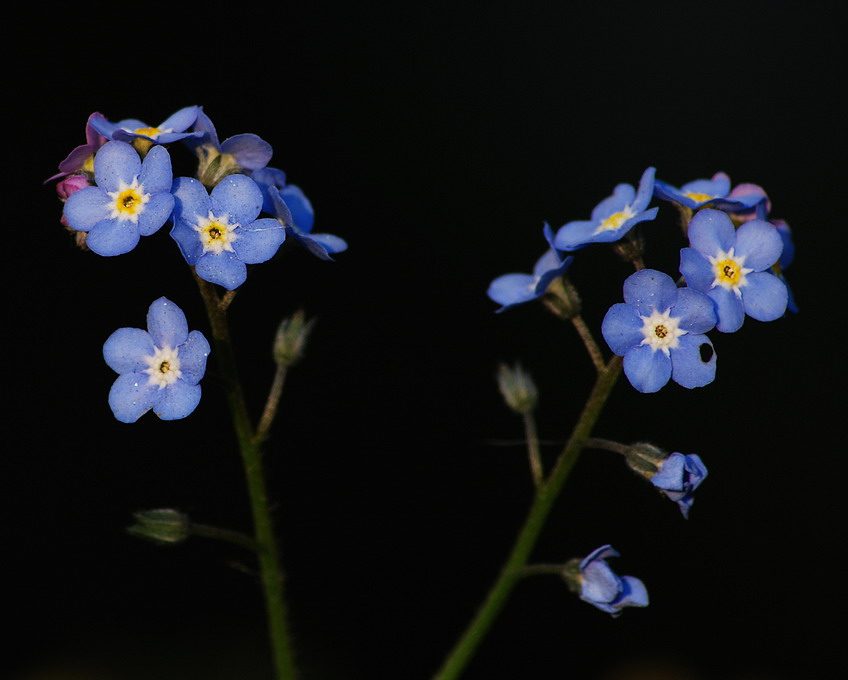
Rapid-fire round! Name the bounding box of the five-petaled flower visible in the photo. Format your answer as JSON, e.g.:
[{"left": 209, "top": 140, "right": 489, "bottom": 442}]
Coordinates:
[
  {"left": 170, "top": 174, "right": 286, "bottom": 290},
  {"left": 679, "top": 209, "right": 788, "bottom": 333},
  {"left": 62, "top": 141, "right": 175, "bottom": 256},
  {"left": 653, "top": 171, "right": 766, "bottom": 214},
  {"left": 650, "top": 452, "right": 708, "bottom": 518},
  {"left": 573, "top": 545, "right": 649, "bottom": 616},
  {"left": 90, "top": 106, "right": 203, "bottom": 146},
  {"left": 554, "top": 167, "right": 658, "bottom": 251},
  {"left": 487, "top": 223, "right": 574, "bottom": 311},
  {"left": 103, "top": 297, "right": 211, "bottom": 423},
  {"left": 602, "top": 269, "right": 717, "bottom": 393}
]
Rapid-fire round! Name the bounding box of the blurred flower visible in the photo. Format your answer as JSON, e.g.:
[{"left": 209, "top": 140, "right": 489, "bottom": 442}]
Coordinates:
[
  {"left": 566, "top": 545, "right": 649, "bottom": 616},
  {"left": 649, "top": 452, "right": 708, "bottom": 518}
]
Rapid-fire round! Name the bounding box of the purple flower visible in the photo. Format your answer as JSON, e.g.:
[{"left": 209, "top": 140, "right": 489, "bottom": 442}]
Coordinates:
[
  {"left": 170, "top": 174, "right": 286, "bottom": 290},
  {"left": 554, "top": 167, "right": 658, "bottom": 251},
  {"left": 61, "top": 141, "right": 174, "bottom": 256},
  {"left": 679, "top": 209, "right": 788, "bottom": 332},
  {"left": 487, "top": 223, "right": 574, "bottom": 311},
  {"left": 650, "top": 452, "right": 708, "bottom": 518},
  {"left": 602, "top": 269, "right": 717, "bottom": 393},
  {"left": 45, "top": 112, "right": 108, "bottom": 182},
  {"left": 90, "top": 106, "right": 203, "bottom": 145},
  {"left": 576, "top": 545, "right": 648, "bottom": 616},
  {"left": 103, "top": 297, "right": 210, "bottom": 423}
]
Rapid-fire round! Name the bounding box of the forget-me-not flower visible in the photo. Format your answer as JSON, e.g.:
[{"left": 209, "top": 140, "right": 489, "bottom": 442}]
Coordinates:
[
  {"left": 602, "top": 269, "right": 717, "bottom": 393},
  {"left": 90, "top": 106, "right": 203, "bottom": 146},
  {"left": 46, "top": 112, "right": 108, "bottom": 182},
  {"left": 554, "top": 167, "right": 658, "bottom": 251},
  {"left": 62, "top": 140, "right": 174, "bottom": 256},
  {"left": 103, "top": 297, "right": 210, "bottom": 423},
  {"left": 650, "top": 452, "right": 708, "bottom": 518},
  {"left": 679, "top": 209, "right": 788, "bottom": 333},
  {"left": 170, "top": 174, "right": 286, "bottom": 290},
  {"left": 572, "top": 545, "right": 649, "bottom": 616},
  {"left": 252, "top": 167, "right": 348, "bottom": 261},
  {"left": 654, "top": 171, "right": 766, "bottom": 213}
]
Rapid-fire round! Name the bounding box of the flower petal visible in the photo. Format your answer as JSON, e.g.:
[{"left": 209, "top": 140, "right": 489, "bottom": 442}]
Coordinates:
[
  {"left": 137, "top": 192, "right": 175, "bottom": 237},
  {"left": 601, "top": 303, "right": 644, "bottom": 356},
  {"left": 158, "top": 105, "right": 200, "bottom": 133},
  {"left": 591, "top": 183, "right": 635, "bottom": 221},
  {"left": 220, "top": 133, "right": 273, "bottom": 171},
  {"left": 178, "top": 330, "right": 211, "bottom": 386},
  {"left": 138, "top": 145, "right": 173, "bottom": 195},
  {"left": 624, "top": 345, "right": 672, "bottom": 393},
  {"left": 623, "top": 269, "right": 678, "bottom": 314},
  {"left": 172, "top": 176, "right": 212, "bottom": 224},
  {"left": 688, "top": 209, "right": 735, "bottom": 256},
  {"left": 670, "top": 334, "right": 716, "bottom": 389},
  {"left": 108, "top": 372, "right": 157, "bottom": 423},
  {"left": 554, "top": 219, "right": 602, "bottom": 251},
  {"left": 672, "top": 287, "right": 716, "bottom": 334},
  {"left": 616, "top": 576, "right": 649, "bottom": 609},
  {"left": 170, "top": 218, "right": 203, "bottom": 265},
  {"left": 581, "top": 562, "right": 621, "bottom": 605},
  {"left": 151, "top": 380, "right": 202, "bottom": 420},
  {"left": 86, "top": 219, "right": 140, "bottom": 256},
  {"left": 734, "top": 219, "right": 783, "bottom": 271},
  {"left": 103, "top": 328, "right": 155, "bottom": 374},
  {"left": 232, "top": 219, "right": 286, "bottom": 264},
  {"left": 63, "top": 186, "right": 109, "bottom": 232},
  {"left": 196, "top": 251, "right": 248, "bottom": 290},
  {"left": 679, "top": 247, "right": 714, "bottom": 292},
  {"left": 94, "top": 141, "right": 141, "bottom": 192},
  {"left": 146, "top": 297, "right": 189, "bottom": 349},
  {"left": 631, "top": 167, "right": 656, "bottom": 212},
  {"left": 709, "top": 286, "right": 745, "bottom": 333},
  {"left": 742, "top": 272, "right": 788, "bottom": 322},
  {"left": 210, "top": 174, "right": 263, "bottom": 226},
  {"left": 487, "top": 274, "right": 537, "bottom": 309},
  {"left": 279, "top": 184, "right": 315, "bottom": 232}
]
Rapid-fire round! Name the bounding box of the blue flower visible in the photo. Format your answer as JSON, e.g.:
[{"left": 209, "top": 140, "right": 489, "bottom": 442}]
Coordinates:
[
  {"left": 577, "top": 545, "right": 648, "bottom": 616},
  {"left": 772, "top": 219, "right": 798, "bottom": 314},
  {"left": 679, "top": 209, "right": 788, "bottom": 333},
  {"left": 654, "top": 171, "right": 765, "bottom": 213},
  {"left": 252, "top": 167, "right": 348, "bottom": 260},
  {"left": 601, "top": 269, "right": 717, "bottom": 393},
  {"left": 170, "top": 174, "right": 286, "bottom": 290},
  {"left": 103, "top": 297, "right": 211, "bottom": 423},
  {"left": 89, "top": 106, "right": 203, "bottom": 145},
  {"left": 650, "top": 452, "right": 708, "bottom": 518},
  {"left": 554, "top": 167, "right": 658, "bottom": 251},
  {"left": 487, "top": 223, "right": 573, "bottom": 311},
  {"left": 185, "top": 107, "right": 273, "bottom": 182},
  {"left": 62, "top": 140, "right": 174, "bottom": 256}
]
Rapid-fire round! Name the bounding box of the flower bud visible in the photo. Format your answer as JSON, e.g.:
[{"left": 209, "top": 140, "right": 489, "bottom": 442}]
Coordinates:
[
  {"left": 127, "top": 509, "right": 190, "bottom": 545},
  {"left": 56, "top": 173, "right": 92, "bottom": 201},
  {"left": 496, "top": 362, "right": 538, "bottom": 414},
  {"left": 624, "top": 442, "right": 668, "bottom": 478},
  {"left": 273, "top": 310, "right": 315, "bottom": 367}
]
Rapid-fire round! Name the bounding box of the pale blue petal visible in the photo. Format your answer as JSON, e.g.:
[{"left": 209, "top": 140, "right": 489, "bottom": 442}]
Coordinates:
[
  {"left": 279, "top": 184, "right": 315, "bottom": 232},
  {"left": 146, "top": 297, "right": 189, "bottom": 349},
  {"left": 94, "top": 141, "right": 141, "bottom": 192},
  {"left": 196, "top": 252, "right": 247, "bottom": 290},
  {"left": 623, "top": 269, "right": 678, "bottom": 314},
  {"left": 487, "top": 273, "right": 536, "bottom": 309},
  {"left": 171, "top": 176, "right": 211, "bottom": 222},
  {"left": 624, "top": 345, "right": 672, "bottom": 393},
  {"left": 735, "top": 219, "right": 784, "bottom": 271},
  {"left": 671, "top": 334, "right": 716, "bottom": 389},
  {"left": 679, "top": 248, "right": 715, "bottom": 292},
  {"left": 742, "top": 272, "right": 788, "bottom": 322},
  {"left": 580, "top": 545, "right": 619, "bottom": 568},
  {"left": 651, "top": 453, "right": 686, "bottom": 492},
  {"left": 170, "top": 219, "right": 203, "bottom": 265},
  {"left": 554, "top": 219, "right": 600, "bottom": 251},
  {"left": 233, "top": 219, "right": 286, "bottom": 264},
  {"left": 601, "top": 303, "right": 643, "bottom": 356},
  {"left": 178, "top": 331, "right": 211, "bottom": 385},
  {"left": 63, "top": 186, "right": 109, "bottom": 232},
  {"left": 86, "top": 219, "right": 140, "bottom": 256},
  {"left": 152, "top": 380, "right": 202, "bottom": 420},
  {"left": 137, "top": 192, "right": 175, "bottom": 236},
  {"left": 581, "top": 562, "right": 621, "bottom": 604},
  {"left": 709, "top": 287, "right": 745, "bottom": 333},
  {"left": 688, "top": 209, "right": 735, "bottom": 256},
  {"left": 138, "top": 145, "right": 173, "bottom": 194},
  {"left": 108, "top": 372, "right": 157, "bottom": 423},
  {"left": 591, "top": 184, "right": 634, "bottom": 221},
  {"left": 221, "top": 133, "right": 273, "bottom": 171},
  {"left": 211, "top": 174, "right": 263, "bottom": 226},
  {"left": 103, "top": 328, "right": 154, "bottom": 374},
  {"left": 672, "top": 287, "right": 716, "bottom": 334},
  {"left": 616, "top": 576, "right": 649, "bottom": 608},
  {"left": 159, "top": 105, "right": 200, "bottom": 133},
  {"left": 631, "top": 167, "right": 656, "bottom": 212},
  {"left": 308, "top": 233, "right": 348, "bottom": 254}
]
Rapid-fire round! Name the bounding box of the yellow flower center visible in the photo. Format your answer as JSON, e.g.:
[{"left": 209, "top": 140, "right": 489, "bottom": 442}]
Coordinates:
[
  {"left": 107, "top": 177, "right": 149, "bottom": 223},
  {"left": 594, "top": 206, "right": 635, "bottom": 234},
  {"left": 194, "top": 212, "right": 239, "bottom": 255},
  {"left": 134, "top": 126, "right": 163, "bottom": 138},
  {"left": 683, "top": 191, "right": 713, "bottom": 203},
  {"left": 709, "top": 247, "right": 752, "bottom": 293}
]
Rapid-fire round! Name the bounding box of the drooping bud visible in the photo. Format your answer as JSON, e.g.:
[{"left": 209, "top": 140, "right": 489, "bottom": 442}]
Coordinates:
[
  {"left": 496, "top": 362, "right": 538, "bottom": 414},
  {"left": 624, "top": 441, "right": 668, "bottom": 478},
  {"left": 273, "top": 310, "right": 315, "bottom": 367},
  {"left": 127, "top": 509, "right": 190, "bottom": 545}
]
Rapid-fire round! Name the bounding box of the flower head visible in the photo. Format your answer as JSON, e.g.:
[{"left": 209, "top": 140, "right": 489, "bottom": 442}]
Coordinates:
[
  {"left": 45, "top": 112, "right": 108, "bottom": 182},
  {"left": 170, "top": 174, "right": 286, "bottom": 290},
  {"left": 654, "top": 171, "right": 765, "bottom": 213},
  {"left": 553, "top": 167, "right": 658, "bottom": 251},
  {"left": 252, "top": 167, "right": 348, "bottom": 260},
  {"left": 649, "top": 452, "right": 708, "bottom": 518},
  {"left": 62, "top": 141, "right": 174, "bottom": 256},
  {"left": 680, "top": 209, "right": 788, "bottom": 332},
  {"left": 566, "top": 545, "right": 649, "bottom": 617},
  {"left": 602, "top": 269, "right": 717, "bottom": 393},
  {"left": 90, "top": 106, "right": 203, "bottom": 146},
  {"left": 103, "top": 297, "right": 210, "bottom": 423},
  {"left": 487, "top": 223, "right": 573, "bottom": 311}
]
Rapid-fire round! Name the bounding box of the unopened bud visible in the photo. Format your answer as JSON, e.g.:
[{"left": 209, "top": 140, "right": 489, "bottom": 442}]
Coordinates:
[
  {"left": 127, "top": 509, "right": 190, "bottom": 545},
  {"left": 273, "top": 310, "right": 315, "bottom": 367},
  {"left": 496, "top": 362, "right": 538, "bottom": 414},
  {"left": 624, "top": 442, "right": 668, "bottom": 478},
  {"left": 56, "top": 174, "right": 92, "bottom": 201}
]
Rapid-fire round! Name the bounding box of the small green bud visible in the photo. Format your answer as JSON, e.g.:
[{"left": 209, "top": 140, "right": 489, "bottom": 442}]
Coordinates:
[
  {"left": 127, "top": 509, "right": 190, "bottom": 545},
  {"left": 496, "top": 362, "right": 538, "bottom": 414},
  {"left": 273, "top": 310, "right": 316, "bottom": 367},
  {"left": 541, "top": 276, "right": 581, "bottom": 320},
  {"left": 624, "top": 442, "right": 668, "bottom": 478}
]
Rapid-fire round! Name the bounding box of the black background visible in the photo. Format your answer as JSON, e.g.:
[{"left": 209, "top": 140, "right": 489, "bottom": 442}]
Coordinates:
[{"left": 10, "top": 3, "right": 843, "bottom": 679}]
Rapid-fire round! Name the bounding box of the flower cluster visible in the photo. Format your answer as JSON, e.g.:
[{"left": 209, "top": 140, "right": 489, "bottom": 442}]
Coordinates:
[{"left": 49, "top": 106, "right": 349, "bottom": 421}]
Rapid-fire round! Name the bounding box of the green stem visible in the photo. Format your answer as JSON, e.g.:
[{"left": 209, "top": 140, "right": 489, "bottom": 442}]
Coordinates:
[
  {"left": 522, "top": 410, "right": 543, "bottom": 488},
  {"left": 256, "top": 362, "right": 289, "bottom": 444},
  {"left": 431, "top": 355, "right": 623, "bottom": 680},
  {"left": 190, "top": 522, "right": 260, "bottom": 553},
  {"left": 194, "top": 272, "right": 299, "bottom": 680}
]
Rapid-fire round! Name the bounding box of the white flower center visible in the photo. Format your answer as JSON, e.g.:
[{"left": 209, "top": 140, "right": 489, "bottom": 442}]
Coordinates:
[
  {"left": 144, "top": 345, "right": 182, "bottom": 388},
  {"left": 639, "top": 308, "right": 686, "bottom": 356},
  {"left": 594, "top": 205, "right": 635, "bottom": 235},
  {"left": 107, "top": 177, "right": 149, "bottom": 224},
  {"left": 193, "top": 211, "right": 239, "bottom": 255},
  {"left": 708, "top": 247, "right": 752, "bottom": 295}
]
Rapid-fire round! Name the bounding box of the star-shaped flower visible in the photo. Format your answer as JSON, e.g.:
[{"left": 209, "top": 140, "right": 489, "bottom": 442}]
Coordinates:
[
  {"left": 62, "top": 140, "right": 174, "bottom": 256},
  {"left": 679, "top": 209, "right": 788, "bottom": 332},
  {"left": 554, "top": 167, "right": 658, "bottom": 251},
  {"left": 103, "top": 297, "right": 210, "bottom": 423},
  {"left": 602, "top": 269, "right": 717, "bottom": 393}
]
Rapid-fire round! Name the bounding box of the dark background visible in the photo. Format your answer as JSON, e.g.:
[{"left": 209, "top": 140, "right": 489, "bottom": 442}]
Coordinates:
[{"left": 10, "top": 3, "right": 842, "bottom": 679}]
